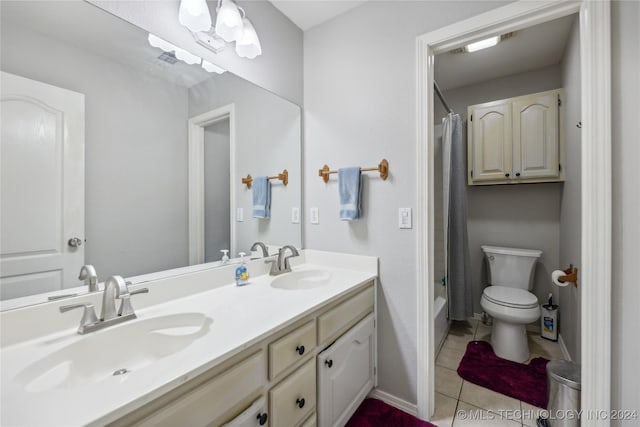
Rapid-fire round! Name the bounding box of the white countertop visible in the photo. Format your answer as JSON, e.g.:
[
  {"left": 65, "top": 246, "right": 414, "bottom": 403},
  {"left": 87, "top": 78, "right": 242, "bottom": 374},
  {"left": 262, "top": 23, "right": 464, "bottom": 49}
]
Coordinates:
[{"left": 0, "top": 251, "right": 377, "bottom": 426}]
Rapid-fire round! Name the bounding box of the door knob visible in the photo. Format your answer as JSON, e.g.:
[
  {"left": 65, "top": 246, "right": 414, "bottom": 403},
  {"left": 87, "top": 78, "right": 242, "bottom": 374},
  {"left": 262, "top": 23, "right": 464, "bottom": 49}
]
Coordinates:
[{"left": 68, "top": 237, "right": 83, "bottom": 247}]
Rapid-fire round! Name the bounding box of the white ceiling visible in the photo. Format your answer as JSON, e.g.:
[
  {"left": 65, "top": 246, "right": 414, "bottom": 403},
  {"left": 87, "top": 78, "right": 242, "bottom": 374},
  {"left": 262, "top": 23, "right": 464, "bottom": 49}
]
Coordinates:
[
  {"left": 269, "top": 0, "right": 369, "bottom": 31},
  {"left": 434, "top": 14, "right": 576, "bottom": 90}
]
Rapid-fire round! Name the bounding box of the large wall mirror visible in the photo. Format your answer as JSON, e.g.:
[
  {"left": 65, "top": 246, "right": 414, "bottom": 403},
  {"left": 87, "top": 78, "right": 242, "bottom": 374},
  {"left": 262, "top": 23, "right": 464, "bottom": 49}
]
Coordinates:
[{"left": 0, "top": 1, "right": 302, "bottom": 309}]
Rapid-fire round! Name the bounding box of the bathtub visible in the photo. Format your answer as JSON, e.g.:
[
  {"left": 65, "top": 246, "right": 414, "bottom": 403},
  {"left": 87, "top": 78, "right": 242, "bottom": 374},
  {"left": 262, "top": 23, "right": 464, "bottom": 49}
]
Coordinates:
[{"left": 434, "top": 294, "right": 449, "bottom": 353}]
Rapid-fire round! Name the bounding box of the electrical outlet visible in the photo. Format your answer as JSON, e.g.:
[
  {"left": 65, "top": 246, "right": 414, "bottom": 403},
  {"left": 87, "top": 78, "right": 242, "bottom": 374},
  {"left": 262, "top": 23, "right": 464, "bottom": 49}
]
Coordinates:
[
  {"left": 236, "top": 207, "right": 244, "bottom": 222},
  {"left": 399, "top": 208, "right": 412, "bottom": 229},
  {"left": 291, "top": 207, "right": 300, "bottom": 224},
  {"left": 310, "top": 207, "right": 319, "bottom": 225}
]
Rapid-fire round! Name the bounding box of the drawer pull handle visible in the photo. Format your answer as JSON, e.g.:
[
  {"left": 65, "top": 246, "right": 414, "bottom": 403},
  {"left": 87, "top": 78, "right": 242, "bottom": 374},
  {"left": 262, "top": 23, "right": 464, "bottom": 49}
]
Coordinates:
[
  {"left": 296, "top": 398, "right": 305, "bottom": 409},
  {"left": 296, "top": 345, "right": 305, "bottom": 355},
  {"left": 256, "top": 412, "right": 268, "bottom": 425},
  {"left": 325, "top": 359, "right": 333, "bottom": 368}
]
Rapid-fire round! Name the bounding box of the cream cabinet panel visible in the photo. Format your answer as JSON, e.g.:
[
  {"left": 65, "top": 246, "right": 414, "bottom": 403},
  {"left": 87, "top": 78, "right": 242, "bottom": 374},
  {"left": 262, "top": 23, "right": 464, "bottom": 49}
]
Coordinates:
[
  {"left": 133, "top": 351, "right": 265, "bottom": 427},
  {"left": 317, "top": 314, "right": 375, "bottom": 427},
  {"left": 317, "top": 284, "right": 374, "bottom": 346},
  {"left": 221, "top": 397, "right": 268, "bottom": 427},
  {"left": 269, "top": 359, "right": 316, "bottom": 427},
  {"left": 301, "top": 414, "right": 317, "bottom": 427},
  {"left": 513, "top": 92, "right": 560, "bottom": 179},
  {"left": 468, "top": 89, "right": 563, "bottom": 185},
  {"left": 269, "top": 320, "right": 316, "bottom": 380},
  {"left": 468, "top": 101, "right": 512, "bottom": 183}
]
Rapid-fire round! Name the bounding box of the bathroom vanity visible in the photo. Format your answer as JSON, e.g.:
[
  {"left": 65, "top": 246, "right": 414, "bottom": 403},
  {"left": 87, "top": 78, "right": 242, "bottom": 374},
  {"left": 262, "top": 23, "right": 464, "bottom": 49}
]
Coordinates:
[{"left": 0, "top": 250, "right": 377, "bottom": 427}]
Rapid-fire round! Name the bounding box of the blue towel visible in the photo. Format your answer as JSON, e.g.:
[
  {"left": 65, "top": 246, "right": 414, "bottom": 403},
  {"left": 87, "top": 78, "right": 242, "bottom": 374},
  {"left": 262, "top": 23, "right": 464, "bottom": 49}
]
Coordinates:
[
  {"left": 338, "top": 167, "right": 361, "bottom": 220},
  {"left": 252, "top": 176, "right": 271, "bottom": 219}
]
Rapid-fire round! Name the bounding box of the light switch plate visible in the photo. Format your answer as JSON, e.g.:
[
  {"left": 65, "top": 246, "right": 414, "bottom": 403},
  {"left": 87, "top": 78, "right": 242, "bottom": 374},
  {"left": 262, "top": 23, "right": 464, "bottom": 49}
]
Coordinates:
[
  {"left": 236, "top": 207, "right": 244, "bottom": 222},
  {"left": 399, "top": 208, "right": 412, "bottom": 229},
  {"left": 291, "top": 207, "right": 300, "bottom": 224},
  {"left": 310, "top": 207, "right": 319, "bottom": 225}
]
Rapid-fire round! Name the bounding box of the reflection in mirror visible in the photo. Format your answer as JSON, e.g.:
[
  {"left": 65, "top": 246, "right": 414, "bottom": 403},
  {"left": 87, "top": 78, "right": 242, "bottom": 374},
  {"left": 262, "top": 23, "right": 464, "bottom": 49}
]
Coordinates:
[{"left": 0, "top": 1, "right": 301, "bottom": 309}]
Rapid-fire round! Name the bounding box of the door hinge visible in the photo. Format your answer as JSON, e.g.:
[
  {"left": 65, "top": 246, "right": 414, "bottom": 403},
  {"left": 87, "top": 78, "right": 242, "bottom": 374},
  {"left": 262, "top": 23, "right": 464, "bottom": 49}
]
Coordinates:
[
  {"left": 470, "top": 170, "right": 473, "bottom": 178},
  {"left": 374, "top": 366, "right": 377, "bottom": 375},
  {"left": 559, "top": 163, "right": 562, "bottom": 172},
  {"left": 470, "top": 114, "right": 473, "bottom": 121},
  {"left": 557, "top": 95, "right": 562, "bottom": 107},
  {"left": 373, "top": 319, "right": 376, "bottom": 328}
]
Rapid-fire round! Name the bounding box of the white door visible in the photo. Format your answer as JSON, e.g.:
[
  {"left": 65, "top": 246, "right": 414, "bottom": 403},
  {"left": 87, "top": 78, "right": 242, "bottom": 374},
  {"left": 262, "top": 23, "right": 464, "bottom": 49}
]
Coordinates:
[
  {"left": 468, "top": 100, "right": 512, "bottom": 183},
  {"left": 1, "top": 71, "right": 85, "bottom": 300},
  {"left": 513, "top": 90, "right": 560, "bottom": 179},
  {"left": 317, "top": 314, "right": 375, "bottom": 427}
]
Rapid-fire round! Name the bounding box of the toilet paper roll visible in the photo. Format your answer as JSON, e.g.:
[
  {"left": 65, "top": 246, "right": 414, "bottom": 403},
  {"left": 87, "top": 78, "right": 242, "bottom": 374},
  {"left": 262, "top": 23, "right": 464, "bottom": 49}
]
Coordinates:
[{"left": 552, "top": 270, "right": 570, "bottom": 287}]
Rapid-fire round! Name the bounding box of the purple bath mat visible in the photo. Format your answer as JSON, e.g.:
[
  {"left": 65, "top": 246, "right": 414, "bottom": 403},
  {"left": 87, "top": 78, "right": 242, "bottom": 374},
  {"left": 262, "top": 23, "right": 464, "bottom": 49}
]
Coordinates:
[
  {"left": 457, "top": 340, "right": 549, "bottom": 408},
  {"left": 346, "top": 398, "right": 437, "bottom": 427}
]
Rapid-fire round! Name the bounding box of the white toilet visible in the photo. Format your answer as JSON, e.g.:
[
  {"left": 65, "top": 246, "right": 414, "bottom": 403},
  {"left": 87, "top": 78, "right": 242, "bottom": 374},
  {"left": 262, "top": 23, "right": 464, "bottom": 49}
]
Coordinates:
[{"left": 480, "top": 245, "right": 542, "bottom": 363}]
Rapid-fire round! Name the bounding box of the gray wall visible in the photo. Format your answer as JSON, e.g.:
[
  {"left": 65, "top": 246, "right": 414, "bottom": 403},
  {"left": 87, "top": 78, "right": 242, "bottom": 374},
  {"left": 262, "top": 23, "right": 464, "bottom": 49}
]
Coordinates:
[
  {"left": 91, "top": 0, "right": 304, "bottom": 105},
  {"left": 204, "top": 120, "right": 231, "bottom": 263},
  {"left": 303, "top": 0, "right": 506, "bottom": 405},
  {"left": 558, "top": 16, "right": 581, "bottom": 363},
  {"left": 188, "top": 73, "right": 302, "bottom": 255},
  {"left": 1, "top": 21, "right": 190, "bottom": 280},
  {"left": 611, "top": 0, "right": 640, "bottom": 422},
  {"left": 436, "top": 65, "right": 564, "bottom": 315}
]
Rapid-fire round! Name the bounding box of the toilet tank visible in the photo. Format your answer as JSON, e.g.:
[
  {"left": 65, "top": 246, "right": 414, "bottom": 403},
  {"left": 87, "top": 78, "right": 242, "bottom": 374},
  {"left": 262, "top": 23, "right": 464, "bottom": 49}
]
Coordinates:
[{"left": 481, "top": 245, "right": 542, "bottom": 290}]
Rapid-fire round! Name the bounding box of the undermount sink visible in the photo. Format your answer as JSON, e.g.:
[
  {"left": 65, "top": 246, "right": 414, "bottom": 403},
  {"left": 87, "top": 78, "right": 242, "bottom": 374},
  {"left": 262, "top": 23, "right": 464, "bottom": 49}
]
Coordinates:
[
  {"left": 14, "top": 312, "right": 212, "bottom": 393},
  {"left": 270, "top": 269, "right": 332, "bottom": 290}
]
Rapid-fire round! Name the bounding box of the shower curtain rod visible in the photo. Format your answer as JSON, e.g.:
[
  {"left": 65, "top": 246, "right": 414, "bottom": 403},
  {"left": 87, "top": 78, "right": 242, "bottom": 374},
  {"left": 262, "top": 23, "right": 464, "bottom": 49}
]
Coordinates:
[{"left": 434, "top": 80, "right": 454, "bottom": 114}]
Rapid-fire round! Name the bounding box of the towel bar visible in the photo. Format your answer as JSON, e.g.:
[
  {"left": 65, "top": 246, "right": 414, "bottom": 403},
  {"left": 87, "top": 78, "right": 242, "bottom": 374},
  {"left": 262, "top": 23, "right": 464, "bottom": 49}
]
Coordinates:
[
  {"left": 318, "top": 159, "right": 389, "bottom": 183},
  {"left": 242, "top": 169, "right": 288, "bottom": 189}
]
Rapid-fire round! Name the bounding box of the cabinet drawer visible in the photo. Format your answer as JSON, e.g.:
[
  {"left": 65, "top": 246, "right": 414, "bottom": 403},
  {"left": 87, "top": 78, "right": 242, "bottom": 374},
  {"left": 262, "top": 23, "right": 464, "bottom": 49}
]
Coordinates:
[
  {"left": 221, "top": 396, "right": 268, "bottom": 427},
  {"left": 133, "top": 351, "right": 265, "bottom": 427},
  {"left": 269, "top": 359, "right": 316, "bottom": 427},
  {"left": 269, "top": 320, "right": 316, "bottom": 380},
  {"left": 301, "top": 414, "right": 316, "bottom": 427},
  {"left": 317, "top": 284, "right": 374, "bottom": 345}
]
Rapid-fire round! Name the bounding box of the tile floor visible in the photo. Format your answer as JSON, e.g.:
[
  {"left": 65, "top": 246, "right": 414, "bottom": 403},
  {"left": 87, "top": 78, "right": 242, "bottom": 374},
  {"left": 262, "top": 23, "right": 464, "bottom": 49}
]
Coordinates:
[{"left": 431, "top": 319, "right": 566, "bottom": 427}]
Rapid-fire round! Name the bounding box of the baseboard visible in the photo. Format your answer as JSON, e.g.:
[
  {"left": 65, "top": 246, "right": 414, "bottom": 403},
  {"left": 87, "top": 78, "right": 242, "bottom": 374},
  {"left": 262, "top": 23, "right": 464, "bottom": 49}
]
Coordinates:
[
  {"left": 367, "top": 388, "right": 418, "bottom": 416},
  {"left": 558, "top": 334, "right": 572, "bottom": 361}
]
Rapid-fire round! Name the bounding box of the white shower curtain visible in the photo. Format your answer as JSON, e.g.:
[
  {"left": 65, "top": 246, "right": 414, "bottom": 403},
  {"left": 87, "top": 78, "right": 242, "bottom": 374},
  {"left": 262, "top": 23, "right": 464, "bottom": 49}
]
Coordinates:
[{"left": 442, "top": 113, "right": 473, "bottom": 320}]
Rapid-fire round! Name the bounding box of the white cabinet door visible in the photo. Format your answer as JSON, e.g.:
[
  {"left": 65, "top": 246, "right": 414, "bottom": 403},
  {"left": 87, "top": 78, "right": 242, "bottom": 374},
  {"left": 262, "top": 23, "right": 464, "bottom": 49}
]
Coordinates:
[
  {"left": 468, "top": 100, "right": 512, "bottom": 183},
  {"left": 317, "top": 314, "right": 375, "bottom": 427},
  {"left": 0, "top": 72, "right": 85, "bottom": 300},
  {"left": 513, "top": 91, "right": 560, "bottom": 179}
]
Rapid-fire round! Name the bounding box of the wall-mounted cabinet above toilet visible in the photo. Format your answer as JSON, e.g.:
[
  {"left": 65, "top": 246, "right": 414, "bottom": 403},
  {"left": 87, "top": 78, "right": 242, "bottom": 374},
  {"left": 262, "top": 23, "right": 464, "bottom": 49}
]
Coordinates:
[{"left": 467, "top": 89, "right": 564, "bottom": 185}]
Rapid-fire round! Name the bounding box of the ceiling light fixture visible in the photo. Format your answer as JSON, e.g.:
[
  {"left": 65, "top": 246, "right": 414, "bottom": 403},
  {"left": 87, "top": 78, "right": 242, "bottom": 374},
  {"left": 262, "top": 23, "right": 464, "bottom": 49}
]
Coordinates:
[
  {"left": 465, "top": 36, "right": 500, "bottom": 53},
  {"left": 178, "top": 0, "right": 212, "bottom": 33}
]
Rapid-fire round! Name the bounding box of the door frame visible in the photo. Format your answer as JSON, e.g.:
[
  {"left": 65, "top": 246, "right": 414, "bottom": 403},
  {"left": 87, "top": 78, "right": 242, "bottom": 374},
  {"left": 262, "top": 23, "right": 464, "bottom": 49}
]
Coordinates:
[
  {"left": 188, "top": 103, "right": 236, "bottom": 264},
  {"left": 415, "top": 0, "right": 611, "bottom": 422}
]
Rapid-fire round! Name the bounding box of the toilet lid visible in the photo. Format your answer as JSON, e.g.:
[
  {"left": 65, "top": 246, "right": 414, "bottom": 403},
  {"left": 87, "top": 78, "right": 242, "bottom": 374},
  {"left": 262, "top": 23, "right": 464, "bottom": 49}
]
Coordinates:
[{"left": 483, "top": 286, "right": 539, "bottom": 308}]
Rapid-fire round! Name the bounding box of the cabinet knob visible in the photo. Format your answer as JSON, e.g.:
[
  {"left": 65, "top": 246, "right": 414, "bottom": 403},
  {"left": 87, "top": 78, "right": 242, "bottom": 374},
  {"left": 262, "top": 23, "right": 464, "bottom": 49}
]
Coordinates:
[
  {"left": 296, "top": 398, "right": 305, "bottom": 409},
  {"left": 516, "top": 172, "right": 521, "bottom": 177},
  {"left": 505, "top": 173, "right": 510, "bottom": 178},
  {"left": 325, "top": 359, "right": 333, "bottom": 368},
  {"left": 296, "top": 345, "right": 305, "bottom": 356},
  {"left": 256, "top": 412, "right": 268, "bottom": 425}
]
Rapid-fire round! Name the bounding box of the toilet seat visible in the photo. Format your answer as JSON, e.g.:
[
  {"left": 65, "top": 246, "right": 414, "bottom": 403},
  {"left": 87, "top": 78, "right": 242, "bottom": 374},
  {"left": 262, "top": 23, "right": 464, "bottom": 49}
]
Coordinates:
[{"left": 483, "top": 286, "right": 538, "bottom": 309}]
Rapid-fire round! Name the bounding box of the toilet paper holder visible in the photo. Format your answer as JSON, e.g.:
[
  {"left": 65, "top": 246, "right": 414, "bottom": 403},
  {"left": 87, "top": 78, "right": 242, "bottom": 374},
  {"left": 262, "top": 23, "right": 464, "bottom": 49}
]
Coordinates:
[{"left": 558, "top": 264, "right": 579, "bottom": 287}]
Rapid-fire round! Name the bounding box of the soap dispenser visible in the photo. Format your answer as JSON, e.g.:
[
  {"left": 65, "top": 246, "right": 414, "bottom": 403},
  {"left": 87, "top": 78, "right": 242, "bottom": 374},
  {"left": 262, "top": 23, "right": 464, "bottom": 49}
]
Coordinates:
[
  {"left": 220, "top": 249, "right": 230, "bottom": 264},
  {"left": 235, "top": 252, "right": 250, "bottom": 286}
]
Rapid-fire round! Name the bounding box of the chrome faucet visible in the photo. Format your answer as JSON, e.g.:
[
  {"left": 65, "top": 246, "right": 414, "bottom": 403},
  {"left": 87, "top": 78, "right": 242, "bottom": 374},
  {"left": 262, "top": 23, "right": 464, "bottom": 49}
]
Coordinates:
[
  {"left": 268, "top": 245, "right": 300, "bottom": 276},
  {"left": 78, "top": 264, "right": 98, "bottom": 292},
  {"left": 250, "top": 241, "right": 269, "bottom": 258},
  {"left": 59, "top": 275, "right": 148, "bottom": 334}
]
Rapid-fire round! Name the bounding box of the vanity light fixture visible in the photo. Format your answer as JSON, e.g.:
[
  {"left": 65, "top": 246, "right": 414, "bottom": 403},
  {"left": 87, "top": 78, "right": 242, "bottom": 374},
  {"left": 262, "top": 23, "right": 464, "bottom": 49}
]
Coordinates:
[
  {"left": 178, "top": 0, "right": 212, "bottom": 33},
  {"left": 235, "top": 14, "right": 261, "bottom": 59},
  {"left": 215, "top": 0, "right": 244, "bottom": 42},
  {"left": 148, "top": 34, "right": 201, "bottom": 64}
]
